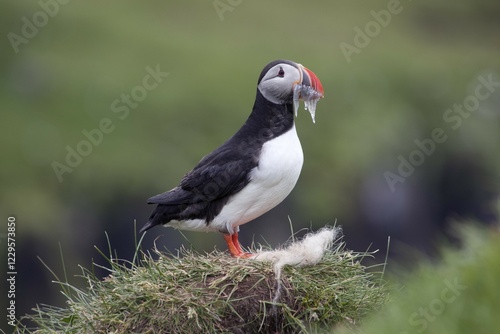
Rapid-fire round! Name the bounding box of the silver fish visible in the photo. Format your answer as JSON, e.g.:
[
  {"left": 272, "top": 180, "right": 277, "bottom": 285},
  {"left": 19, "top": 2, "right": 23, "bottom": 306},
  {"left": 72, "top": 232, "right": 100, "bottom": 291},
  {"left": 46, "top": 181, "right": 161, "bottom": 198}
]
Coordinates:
[{"left": 293, "top": 83, "right": 323, "bottom": 123}]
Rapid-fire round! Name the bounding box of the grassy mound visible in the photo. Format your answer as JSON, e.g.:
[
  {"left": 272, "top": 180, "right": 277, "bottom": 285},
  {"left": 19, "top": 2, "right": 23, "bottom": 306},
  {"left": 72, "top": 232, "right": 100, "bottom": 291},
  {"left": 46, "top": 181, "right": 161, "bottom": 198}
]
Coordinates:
[{"left": 19, "top": 237, "right": 387, "bottom": 333}]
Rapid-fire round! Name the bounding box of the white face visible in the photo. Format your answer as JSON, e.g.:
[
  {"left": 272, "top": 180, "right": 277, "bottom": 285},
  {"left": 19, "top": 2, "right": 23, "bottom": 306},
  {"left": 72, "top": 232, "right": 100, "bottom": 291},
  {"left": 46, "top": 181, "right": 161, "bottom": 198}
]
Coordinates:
[{"left": 257, "top": 63, "right": 301, "bottom": 105}]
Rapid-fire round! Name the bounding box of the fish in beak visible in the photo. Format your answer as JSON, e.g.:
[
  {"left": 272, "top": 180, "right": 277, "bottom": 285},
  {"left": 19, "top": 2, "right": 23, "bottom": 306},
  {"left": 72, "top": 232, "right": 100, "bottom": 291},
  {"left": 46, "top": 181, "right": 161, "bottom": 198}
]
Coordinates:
[{"left": 293, "top": 64, "right": 324, "bottom": 123}]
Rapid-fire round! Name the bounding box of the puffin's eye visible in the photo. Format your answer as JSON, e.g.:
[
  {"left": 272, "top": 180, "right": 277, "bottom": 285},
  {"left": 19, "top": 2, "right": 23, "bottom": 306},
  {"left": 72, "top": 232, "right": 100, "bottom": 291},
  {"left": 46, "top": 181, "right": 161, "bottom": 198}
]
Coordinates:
[{"left": 277, "top": 67, "right": 285, "bottom": 77}]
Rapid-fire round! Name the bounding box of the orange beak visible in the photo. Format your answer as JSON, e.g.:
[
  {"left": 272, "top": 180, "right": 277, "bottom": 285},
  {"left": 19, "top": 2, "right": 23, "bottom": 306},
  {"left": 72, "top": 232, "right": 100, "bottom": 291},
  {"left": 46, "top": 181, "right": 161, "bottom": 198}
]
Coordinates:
[{"left": 301, "top": 66, "right": 324, "bottom": 98}]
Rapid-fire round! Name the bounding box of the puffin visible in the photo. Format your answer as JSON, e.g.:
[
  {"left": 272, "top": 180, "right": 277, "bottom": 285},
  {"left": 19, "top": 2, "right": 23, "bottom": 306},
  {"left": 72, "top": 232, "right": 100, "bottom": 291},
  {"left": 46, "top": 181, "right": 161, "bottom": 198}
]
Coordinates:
[{"left": 140, "top": 59, "right": 324, "bottom": 258}]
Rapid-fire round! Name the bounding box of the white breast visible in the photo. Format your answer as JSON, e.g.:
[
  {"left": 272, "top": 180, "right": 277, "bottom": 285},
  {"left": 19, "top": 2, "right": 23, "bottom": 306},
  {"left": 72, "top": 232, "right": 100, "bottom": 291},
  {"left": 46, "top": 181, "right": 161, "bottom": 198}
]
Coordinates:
[{"left": 212, "top": 125, "right": 304, "bottom": 233}]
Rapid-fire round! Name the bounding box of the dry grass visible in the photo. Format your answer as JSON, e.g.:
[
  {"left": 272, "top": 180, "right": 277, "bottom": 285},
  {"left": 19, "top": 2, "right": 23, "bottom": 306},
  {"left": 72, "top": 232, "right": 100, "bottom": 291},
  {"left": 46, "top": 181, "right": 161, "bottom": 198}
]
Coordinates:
[{"left": 18, "top": 232, "right": 388, "bottom": 333}]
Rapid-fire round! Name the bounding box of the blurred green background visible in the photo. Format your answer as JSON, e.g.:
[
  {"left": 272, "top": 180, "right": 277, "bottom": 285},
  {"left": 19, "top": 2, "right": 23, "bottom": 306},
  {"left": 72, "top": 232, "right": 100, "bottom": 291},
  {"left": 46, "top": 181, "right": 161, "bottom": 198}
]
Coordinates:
[{"left": 1, "top": 0, "right": 499, "bottom": 330}]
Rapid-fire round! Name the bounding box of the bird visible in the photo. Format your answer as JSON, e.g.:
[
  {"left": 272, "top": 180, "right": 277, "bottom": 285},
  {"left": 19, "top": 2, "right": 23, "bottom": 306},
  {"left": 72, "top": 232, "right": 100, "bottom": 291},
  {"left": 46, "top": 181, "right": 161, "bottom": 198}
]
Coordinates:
[{"left": 140, "top": 59, "right": 324, "bottom": 258}]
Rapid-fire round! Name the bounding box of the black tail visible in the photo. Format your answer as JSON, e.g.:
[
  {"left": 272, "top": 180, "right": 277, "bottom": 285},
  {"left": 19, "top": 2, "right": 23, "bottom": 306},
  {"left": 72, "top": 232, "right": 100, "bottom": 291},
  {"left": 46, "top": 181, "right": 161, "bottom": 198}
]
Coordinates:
[
  {"left": 142, "top": 198, "right": 213, "bottom": 233},
  {"left": 141, "top": 203, "right": 188, "bottom": 233},
  {"left": 139, "top": 219, "right": 156, "bottom": 233},
  {"left": 139, "top": 206, "right": 164, "bottom": 233}
]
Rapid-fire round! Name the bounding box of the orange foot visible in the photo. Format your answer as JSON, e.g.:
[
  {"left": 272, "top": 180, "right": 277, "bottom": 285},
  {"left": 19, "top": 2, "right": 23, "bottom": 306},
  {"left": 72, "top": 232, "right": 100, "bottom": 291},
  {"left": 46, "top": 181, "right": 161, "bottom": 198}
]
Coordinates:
[{"left": 223, "top": 232, "right": 252, "bottom": 258}]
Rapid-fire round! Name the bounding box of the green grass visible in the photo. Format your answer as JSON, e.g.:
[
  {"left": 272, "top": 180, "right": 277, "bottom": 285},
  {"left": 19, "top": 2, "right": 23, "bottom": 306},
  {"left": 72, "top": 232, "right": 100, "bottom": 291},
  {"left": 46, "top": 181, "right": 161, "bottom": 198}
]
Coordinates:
[
  {"left": 336, "top": 223, "right": 500, "bottom": 334},
  {"left": 16, "top": 223, "right": 500, "bottom": 334},
  {"left": 18, "top": 235, "right": 387, "bottom": 333}
]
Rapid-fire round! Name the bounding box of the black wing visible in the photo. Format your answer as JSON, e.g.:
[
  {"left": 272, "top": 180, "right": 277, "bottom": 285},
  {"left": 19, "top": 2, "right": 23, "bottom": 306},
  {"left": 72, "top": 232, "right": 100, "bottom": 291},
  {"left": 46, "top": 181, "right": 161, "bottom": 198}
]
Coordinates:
[
  {"left": 143, "top": 144, "right": 259, "bottom": 232},
  {"left": 149, "top": 144, "right": 258, "bottom": 205}
]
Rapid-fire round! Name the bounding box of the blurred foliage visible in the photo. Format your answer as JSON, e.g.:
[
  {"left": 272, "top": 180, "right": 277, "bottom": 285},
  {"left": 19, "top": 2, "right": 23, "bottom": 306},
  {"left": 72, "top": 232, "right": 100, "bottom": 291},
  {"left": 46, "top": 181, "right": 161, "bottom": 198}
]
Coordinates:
[
  {"left": 0, "top": 0, "right": 499, "bottom": 328},
  {"left": 336, "top": 224, "right": 500, "bottom": 334}
]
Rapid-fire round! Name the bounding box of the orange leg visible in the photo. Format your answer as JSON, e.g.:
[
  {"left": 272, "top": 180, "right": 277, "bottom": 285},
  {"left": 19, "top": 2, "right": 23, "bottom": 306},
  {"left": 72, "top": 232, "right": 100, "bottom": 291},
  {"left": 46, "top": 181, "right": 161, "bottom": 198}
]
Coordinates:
[{"left": 223, "top": 232, "right": 252, "bottom": 258}]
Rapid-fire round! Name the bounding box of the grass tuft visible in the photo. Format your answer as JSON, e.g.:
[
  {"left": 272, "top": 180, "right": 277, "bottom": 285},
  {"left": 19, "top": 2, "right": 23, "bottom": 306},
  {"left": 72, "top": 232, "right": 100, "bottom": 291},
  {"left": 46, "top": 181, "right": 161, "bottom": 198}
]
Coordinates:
[{"left": 18, "top": 236, "right": 387, "bottom": 334}]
